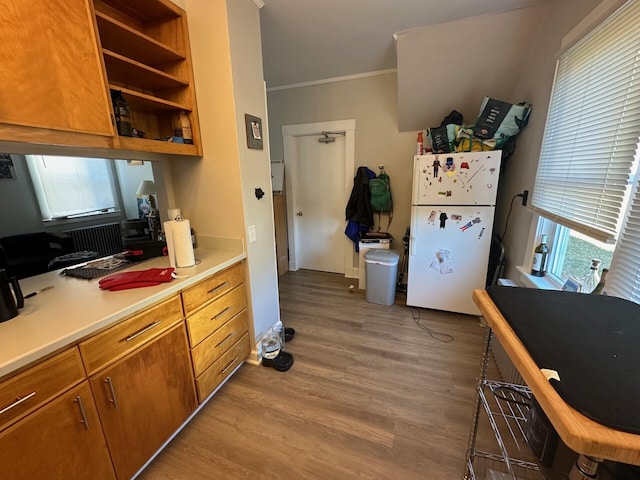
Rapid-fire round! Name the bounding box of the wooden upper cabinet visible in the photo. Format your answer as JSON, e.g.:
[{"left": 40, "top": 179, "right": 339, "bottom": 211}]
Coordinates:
[
  {"left": 93, "top": 0, "right": 202, "bottom": 155},
  {"left": 0, "top": 0, "right": 201, "bottom": 156},
  {"left": 0, "top": 0, "right": 114, "bottom": 138}
]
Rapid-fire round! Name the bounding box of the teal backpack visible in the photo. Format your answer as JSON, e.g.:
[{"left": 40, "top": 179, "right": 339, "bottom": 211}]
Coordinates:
[{"left": 369, "top": 170, "right": 393, "bottom": 231}]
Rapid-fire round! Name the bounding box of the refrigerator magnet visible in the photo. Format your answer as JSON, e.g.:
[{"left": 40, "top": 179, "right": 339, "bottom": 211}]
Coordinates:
[{"left": 439, "top": 212, "right": 448, "bottom": 228}]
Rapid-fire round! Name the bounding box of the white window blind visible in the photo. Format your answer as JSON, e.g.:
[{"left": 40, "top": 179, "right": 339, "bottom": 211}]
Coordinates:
[
  {"left": 609, "top": 179, "right": 640, "bottom": 302},
  {"left": 26, "top": 155, "right": 117, "bottom": 220},
  {"left": 530, "top": 0, "right": 640, "bottom": 243}
]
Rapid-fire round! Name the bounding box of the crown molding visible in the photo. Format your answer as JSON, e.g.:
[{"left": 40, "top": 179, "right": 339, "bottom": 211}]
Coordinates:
[{"left": 266, "top": 69, "right": 396, "bottom": 92}]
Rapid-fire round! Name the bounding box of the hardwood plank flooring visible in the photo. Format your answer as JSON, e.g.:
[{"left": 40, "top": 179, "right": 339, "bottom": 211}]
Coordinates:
[{"left": 139, "top": 270, "right": 489, "bottom": 479}]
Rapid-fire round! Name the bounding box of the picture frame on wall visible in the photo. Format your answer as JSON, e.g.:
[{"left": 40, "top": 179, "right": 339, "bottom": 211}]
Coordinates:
[{"left": 245, "top": 114, "right": 263, "bottom": 150}]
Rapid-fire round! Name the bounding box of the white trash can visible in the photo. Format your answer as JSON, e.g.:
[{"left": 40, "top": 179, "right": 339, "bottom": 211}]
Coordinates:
[{"left": 364, "top": 249, "right": 399, "bottom": 305}]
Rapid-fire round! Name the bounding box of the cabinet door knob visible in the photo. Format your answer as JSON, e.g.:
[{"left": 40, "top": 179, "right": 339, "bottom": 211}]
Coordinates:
[
  {"left": 74, "top": 395, "right": 90, "bottom": 430},
  {"left": 105, "top": 377, "right": 119, "bottom": 409},
  {"left": 297, "top": 211, "right": 303, "bottom": 216}
]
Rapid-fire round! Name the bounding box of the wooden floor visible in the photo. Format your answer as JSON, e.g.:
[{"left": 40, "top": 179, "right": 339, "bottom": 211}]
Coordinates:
[{"left": 139, "top": 270, "right": 488, "bottom": 479}]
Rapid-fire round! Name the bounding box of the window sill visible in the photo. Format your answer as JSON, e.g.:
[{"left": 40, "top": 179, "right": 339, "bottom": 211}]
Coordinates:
[
  {"left": 516, "top": 265, "right": 564, "bottom": 290},
  {"left": 42, "top": 210, "right": 123, "bottom": 228}
]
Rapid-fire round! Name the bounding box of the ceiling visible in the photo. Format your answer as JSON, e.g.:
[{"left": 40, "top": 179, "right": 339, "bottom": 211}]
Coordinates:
[{"left": 259, "top": 0, "right": 547, "bottom": 89}]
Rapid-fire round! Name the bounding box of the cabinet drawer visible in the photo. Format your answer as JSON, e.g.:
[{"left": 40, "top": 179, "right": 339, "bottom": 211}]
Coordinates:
[
  {"left": 79, "top": 296, "right": 183, "bottom": 375},
  {"left": 185, "top": 285, "right": 247, "bottom": 346},
  {"left": 190, "top": 309, "right": 249, "bottom": 376},
  {"left": 195, "top": 332, "right": 249, "bottom": 403},
  {"left": 0, "top": 348, "right": 85, "bottom": 432},
  {"left": 181, "top": 262, "right": 245, "bottom": 315}
]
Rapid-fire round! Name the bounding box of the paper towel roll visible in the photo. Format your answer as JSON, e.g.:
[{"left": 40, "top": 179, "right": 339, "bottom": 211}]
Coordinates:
[
  {"left": 163, "top": 220, "right": 177, "bottom": 268},
  {"left": 164, "top": 218, "right": 195, "bottom": 268}
]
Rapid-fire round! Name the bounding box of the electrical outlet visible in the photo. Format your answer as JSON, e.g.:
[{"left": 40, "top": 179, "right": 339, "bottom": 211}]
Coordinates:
[
  {"left": 521, "top": 190, "right": 529, "bottom": 207},
  {"left": 248, "top": 225, "right": 257, "bottom": 243}
]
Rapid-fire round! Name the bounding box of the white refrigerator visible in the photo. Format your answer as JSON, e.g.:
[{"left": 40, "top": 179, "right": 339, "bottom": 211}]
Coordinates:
[{"left": 407, "top": 151, "right": 501, "bottom": 315}]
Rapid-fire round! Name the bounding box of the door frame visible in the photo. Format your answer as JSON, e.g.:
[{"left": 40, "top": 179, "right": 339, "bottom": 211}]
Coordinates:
[{"left": 282, "top": 119, "right": 356, "bottom": 277}]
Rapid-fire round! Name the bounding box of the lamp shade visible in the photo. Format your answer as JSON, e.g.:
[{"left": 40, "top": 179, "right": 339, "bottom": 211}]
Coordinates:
[{"left": 136, "top": 180, "right": 156, "bottom": 196}]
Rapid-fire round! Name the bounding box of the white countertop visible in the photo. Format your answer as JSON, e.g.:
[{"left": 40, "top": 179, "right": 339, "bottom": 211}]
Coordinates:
[{"left": 0, "top": 247, "right": 246, "bottom": 379}]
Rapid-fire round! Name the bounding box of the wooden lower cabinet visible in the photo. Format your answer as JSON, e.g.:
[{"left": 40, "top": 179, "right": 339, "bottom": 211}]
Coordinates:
[
  {"left": 195, "top": 332, "right": 250, "bottom": 403},
  {"left": 0, "top": 381, "right": 116, "bottom": 480},
  {"left": 89, "top": 323, "right": 197, "bottom": 480}
]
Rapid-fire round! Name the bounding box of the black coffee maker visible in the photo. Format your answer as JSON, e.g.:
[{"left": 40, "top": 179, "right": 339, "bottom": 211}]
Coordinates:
[{"left": 0, "top": 269, "right": 24, "bottom": 322}]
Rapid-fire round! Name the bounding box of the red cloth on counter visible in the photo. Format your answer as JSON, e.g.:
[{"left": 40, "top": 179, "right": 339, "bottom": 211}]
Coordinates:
[{"left": 99, "top": 268, "right": 174, "bottom": 291}]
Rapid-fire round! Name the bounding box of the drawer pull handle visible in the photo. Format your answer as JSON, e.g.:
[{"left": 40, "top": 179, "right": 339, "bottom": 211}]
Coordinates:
[
  {"left": 105, "top": 377, "right": 119, "bottom": 409},
  {"left": 0, "top": 391, "right": 36, "bottom": 415},
  {"left": 221, "top": 357, "right": 239, "bottom": 375},
  {"left": 207, "top": 282, "right": 229, "bottom": 295},
  {"left": 74, "top": 395, "right": 90, "bottom": 430},
  {"left": 124, "top": 321, "right": 162, "bottom": 342},
  {"left": 216, "top": 331, "right": 236, "bottom": 349},
  {"left": 211, "top": 306, "right": 231, "bottom": 321}
]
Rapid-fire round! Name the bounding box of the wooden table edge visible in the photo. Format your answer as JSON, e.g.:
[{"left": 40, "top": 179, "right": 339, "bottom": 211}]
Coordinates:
[{"left": 473, "top": 288, "right": 640, "bottom": 466}]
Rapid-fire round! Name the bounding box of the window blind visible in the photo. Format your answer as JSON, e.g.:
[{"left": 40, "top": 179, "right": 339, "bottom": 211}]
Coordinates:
[
  {"left": 530, "top": 0, "right": 640, "bottom": 243},
  {"left": 609, "top": 179, "right": 640, "bottom": 302},
  {"left": 26, "top": 155, "right": 117, "bottom": 220}
]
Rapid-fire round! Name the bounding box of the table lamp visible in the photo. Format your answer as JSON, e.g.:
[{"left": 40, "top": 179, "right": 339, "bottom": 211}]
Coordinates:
[{"left": 136, "top": 180, "right": 159, "bottom": 240}]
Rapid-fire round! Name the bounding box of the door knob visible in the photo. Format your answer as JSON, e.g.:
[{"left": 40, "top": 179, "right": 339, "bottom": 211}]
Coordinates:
[{"left": 297, "top": 211, "right": 303, "bottom": 216}]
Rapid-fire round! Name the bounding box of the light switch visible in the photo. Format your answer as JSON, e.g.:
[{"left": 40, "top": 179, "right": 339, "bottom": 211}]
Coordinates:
[{"left": 248, "top": 225, "right": 257, "bottom": 243}]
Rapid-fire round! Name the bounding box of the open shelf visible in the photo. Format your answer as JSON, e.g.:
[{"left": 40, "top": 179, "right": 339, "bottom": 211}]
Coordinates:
[
  {"left": 116, "top": 136, "right": 199, "bottom": 155},
  {"left": 113, "top": 85, "right": 190, "bottom": 114},
  {"left": 94, "top": 0, "right": 200, "bottom": 155},
  {"left": 466, "top": 380, "right": 547, "bottom": 480},
  {"left": 465, "top": 329, "right": 549, "bottom": 480},
  {"left": 95, "top": 0, "right": 181, "bottom": 24},
  {"left": 103, "top": 50, "right": 188, "bottom": 93},
  {"left": 96, "top": 12, "right": 184, "bottom": 67}
]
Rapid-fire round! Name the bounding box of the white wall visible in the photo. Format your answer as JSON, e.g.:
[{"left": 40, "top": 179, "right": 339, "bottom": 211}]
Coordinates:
[
  {"left": 267, "top": 0, "right": 610, "bottom": 281},
  {"left": 396, "top": 5, "right": 550, "bottom": 132},
  {"left": 267, "top": 73, "right": 416, "bottom": 267},
  {"left": 175, "top": 0, "right": 280, "bottom": 350},
  {"left": 227, "top": 0, "right": 281, "bottom": 338},
  {"left": 495, "top": 0, "right": 604, "bottom": 280}
]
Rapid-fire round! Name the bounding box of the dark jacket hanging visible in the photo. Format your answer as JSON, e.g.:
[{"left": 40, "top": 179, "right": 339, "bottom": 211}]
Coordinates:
[
  {"left": 345, "top": 166, "right": 375, "bottom": 226},
  {"left": 344, "top": 167, "right": 376, "bottom": 249}
]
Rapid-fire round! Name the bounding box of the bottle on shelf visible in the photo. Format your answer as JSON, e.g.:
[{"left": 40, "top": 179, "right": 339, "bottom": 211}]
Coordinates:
[
  {"left": 172, "top": 111, "right": 193, "bottom": 144},
  {"left": 580, "top": 259, "right": 601, "bottom": 293},
  {"left": 590, "top": 268, "right": 609, "bottom": 295},
  {"left": 416, "top": 131, "right": 424, "bottom": 155},
  {"left": 110, "top": 90, "right": 133, "bottom": 137},
  {"left": 531, "top": 234, "right": 549, "bottom": 277}
]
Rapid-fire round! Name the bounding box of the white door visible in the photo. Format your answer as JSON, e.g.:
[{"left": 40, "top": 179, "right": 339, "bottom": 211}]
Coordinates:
[{"left": 293, "top": 135, "right": 346, "bottom": 273}]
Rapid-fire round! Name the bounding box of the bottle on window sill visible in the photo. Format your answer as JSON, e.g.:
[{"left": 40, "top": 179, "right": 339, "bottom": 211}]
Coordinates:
[
  {"left": 580, "top": 259, "right": 601, "bottom": 293},
  {"left": 591, "top": 268, "right": 609, "bottom": 295},
  {"left": 531, "top": 234, "right": 549, "bottom": 277}
]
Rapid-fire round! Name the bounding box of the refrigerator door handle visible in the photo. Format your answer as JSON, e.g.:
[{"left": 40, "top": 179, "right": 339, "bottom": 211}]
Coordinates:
[
  {"left": 410, "top": 206, "right": 418, "bottom": 256},
  {"left": 411, "top": 156, "right": 421, "bottom": 203}
]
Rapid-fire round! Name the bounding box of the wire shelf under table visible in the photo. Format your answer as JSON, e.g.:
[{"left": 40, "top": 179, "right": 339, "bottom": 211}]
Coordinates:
[{"left": 465, "top": 380, "right": 547, "bottom": 480}]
